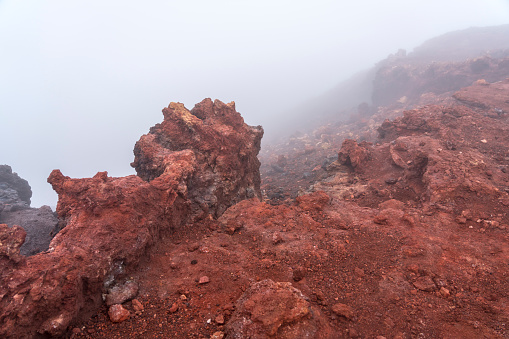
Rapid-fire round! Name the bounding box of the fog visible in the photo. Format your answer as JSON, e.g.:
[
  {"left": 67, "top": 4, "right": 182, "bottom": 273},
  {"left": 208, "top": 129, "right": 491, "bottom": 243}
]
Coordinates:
[{"left": 1, "top": 0, "right": 508, "bottom": 208}]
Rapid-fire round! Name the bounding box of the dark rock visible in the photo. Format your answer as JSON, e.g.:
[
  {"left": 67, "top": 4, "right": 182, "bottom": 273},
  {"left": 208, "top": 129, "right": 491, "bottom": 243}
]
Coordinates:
[{"left": 0, "top": 205, "right": 59, "bottom": 256}]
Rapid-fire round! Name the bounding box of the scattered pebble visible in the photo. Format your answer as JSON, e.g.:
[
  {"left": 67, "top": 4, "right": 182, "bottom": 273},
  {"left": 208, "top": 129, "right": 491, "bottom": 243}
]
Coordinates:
[
  {"left": 108, "top": 304, "right": 130, "bottom": 323},
  {"left": 215, "top": 314, "right": 225, "bottom": 324},
  {"left": 331, "top": 302, "right": 354, "bottom": 319},
  {"left": 210, "top": 331, "right": 225, "bottom": 339},
  {"left": 169, "top": 302, "right": 179, "bottom": 313},
  {"left": 199, "top": 276, "right": 210, "bottom": 284},
  {"left": 191, "top": 259, "right": 198, "bottom": 265},
  {"left": 132, "top": 299, "right": 144, "bottom": 313}
]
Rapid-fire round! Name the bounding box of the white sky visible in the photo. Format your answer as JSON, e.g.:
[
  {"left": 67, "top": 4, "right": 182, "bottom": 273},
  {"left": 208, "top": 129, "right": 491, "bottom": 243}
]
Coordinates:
[{"left": 1, "top": 0, "right": 508, "bottom": 208}]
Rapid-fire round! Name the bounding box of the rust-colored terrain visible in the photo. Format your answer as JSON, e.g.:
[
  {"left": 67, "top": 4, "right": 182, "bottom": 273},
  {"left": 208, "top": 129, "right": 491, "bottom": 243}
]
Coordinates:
[{"left": 2, "top": 51, "right": 509, "bottom": 338}]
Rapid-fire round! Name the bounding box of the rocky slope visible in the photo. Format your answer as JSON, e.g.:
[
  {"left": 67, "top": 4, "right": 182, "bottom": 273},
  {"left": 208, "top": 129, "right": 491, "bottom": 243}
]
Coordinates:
[{"left": 61, "top": 79, "right": 509, "bottom": 338}]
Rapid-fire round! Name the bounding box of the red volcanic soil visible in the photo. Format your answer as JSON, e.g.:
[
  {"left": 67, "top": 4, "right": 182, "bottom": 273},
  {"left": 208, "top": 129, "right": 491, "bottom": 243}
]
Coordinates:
[{"left": 64, "top": 80, "right": 509, "bottom": 338}]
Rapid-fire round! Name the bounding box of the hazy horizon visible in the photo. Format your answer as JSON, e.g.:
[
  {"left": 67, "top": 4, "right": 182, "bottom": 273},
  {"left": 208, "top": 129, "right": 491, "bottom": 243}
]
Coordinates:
[{"left": 1, "top": 0, "right": 508, "bottom": 208}]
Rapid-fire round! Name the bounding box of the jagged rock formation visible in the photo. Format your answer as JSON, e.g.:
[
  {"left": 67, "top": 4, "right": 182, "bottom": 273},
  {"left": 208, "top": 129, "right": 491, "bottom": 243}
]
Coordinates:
[
  {"left": 0, "top": 99, "right": 263, "bottom": 338},
  {"left": 132, "top": 98, "right": 263, "bottom": 218},
  {"left": 0, "top": 165, "right": 59, "bottom": 256},
  {"left": 0, "top": 165, "right": 31, "bottom": 210}
]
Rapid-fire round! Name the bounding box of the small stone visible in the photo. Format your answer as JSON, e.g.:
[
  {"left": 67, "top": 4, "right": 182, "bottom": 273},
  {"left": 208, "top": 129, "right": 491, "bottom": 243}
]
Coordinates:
[
  {"left": 456, "top": 217, "right": 467, "bottom": 224},
  {"left": 188, "top": 242, "right": 200, "bottom": 252},
  {"left": 413, "top": 276, "right": 437, "bottom": 292},
  {"left": 331, "top": 302, "right": 354, "bottom": 319},
  {"left": 199, "top": 276, "right": 210, "bottom": 284},
  {"left": 108, "top": 304, "right": 130, "bottom": 323},
  {"left": 191, "top": 259, "right": 198, "bottom": 265},
  {"left": 169, "top": 302, "right": 179, "bottom": 313},
  {"left": 292, "top": 267, "right": 307, "bottom": 282},
  {"left": 105, "top": 280, "right": 139, "bottom": 306},
  {"left": 71, "top": 327, "right": 82, "bottom": 335},
  {"left": 215, "top": 314, "right": 225, "bottom": 324},
  {"left": 272, "top": 232, "right": 283, "bottom": 244},
  {"left": 211, "top": 331, "right": 225, "bottom": 339},
  {"left": 169, "top": 262, "right": 178, "bottom": 269},
  {"left": 354, "top": 267, "right": 365, "bottom": 277},
  {"left": 440, "top": 287, "right": 451, "bottom": 297},
  {"left": 132, "top": 299, "right": 144, "bottom": 312},
  {"left": 385, "top": 178, "right": 398, "bottom": 185},
  {"left": 481, "top": 139, "right": 487, "bottom": 143},
  {"left": 348, "top": 328, "right": 359, "bottom": 338}
]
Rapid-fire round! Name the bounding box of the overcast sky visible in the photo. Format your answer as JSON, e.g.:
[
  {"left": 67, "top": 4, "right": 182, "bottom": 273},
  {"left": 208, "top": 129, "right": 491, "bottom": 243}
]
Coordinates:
[{"left": 1, "top": 0, "right": 508, "bottom": 208}]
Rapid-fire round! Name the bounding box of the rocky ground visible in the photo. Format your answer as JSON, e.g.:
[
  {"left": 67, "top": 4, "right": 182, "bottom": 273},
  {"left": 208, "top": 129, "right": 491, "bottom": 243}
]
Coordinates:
[{"left": 61, "top": 79, "right": 509, "bottom": 338}]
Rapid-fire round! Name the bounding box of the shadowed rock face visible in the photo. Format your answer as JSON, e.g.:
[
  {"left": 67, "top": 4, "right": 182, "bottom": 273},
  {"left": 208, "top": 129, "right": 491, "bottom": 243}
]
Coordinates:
[
  {"left": 0, "top": 165, "right": 59, "bottom": 256},
  {"left": 132, "top": 98, "right": 264, "bottom": 218},
  {"left": 0, "top": 99, "right": 263, "bottom": 338},
  {"left": 0, "top": 165, "right": 31, "bottom": 209}
]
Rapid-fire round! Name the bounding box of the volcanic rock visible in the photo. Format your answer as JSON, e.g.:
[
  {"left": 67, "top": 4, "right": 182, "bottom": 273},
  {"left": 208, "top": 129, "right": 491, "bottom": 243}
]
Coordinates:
[
  {"left": 108, "top": 304, "right": 130, "bottom": 323},
  {"left": 0, "top": 99, "right": 263, "bottom": 338},
  {"left": 104, "top": 280, "right": 139, "bottom": 306},
  {"left": 131, "top": 98, "right": 263, "bottom": 218},
  {"left": 225, "top": 279, "right": 314, "bottom": 338},
  {"left": 337, "top": 139, "right": 371, "bottom": 170},
  {"left": 0, "top": 165, "right": 31, "bottom": 208},
  {"left": 0, "top": 205, "right": 59, "bottom": 256}
]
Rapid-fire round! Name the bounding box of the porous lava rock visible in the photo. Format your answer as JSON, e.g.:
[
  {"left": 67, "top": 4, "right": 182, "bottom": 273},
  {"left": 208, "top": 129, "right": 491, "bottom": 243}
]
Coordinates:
[
  {"left": 0, "top": 99, "right": 263, "bottom": 338},
  {"left": 226, "top": 279, "right": 326, "bottom": 338},
  {"left": 337, "top": 139, "right": 371, "bottom": 170},
  {"left": 132, "top": 98, "right": 263, "bottom": 218}
]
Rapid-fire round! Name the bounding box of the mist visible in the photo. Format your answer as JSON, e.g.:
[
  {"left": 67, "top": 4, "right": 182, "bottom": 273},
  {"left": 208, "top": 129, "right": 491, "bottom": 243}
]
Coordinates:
[{"left": 1, "top": 0, "right": 508, "bottom": 208}]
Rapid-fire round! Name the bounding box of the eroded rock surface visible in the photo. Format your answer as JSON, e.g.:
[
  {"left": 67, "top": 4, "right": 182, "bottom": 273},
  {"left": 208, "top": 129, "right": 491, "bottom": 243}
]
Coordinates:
[
  {"left": 0, "top": 99, "right": 262, "bottom": 338},
  {"left": 132, "top": 98, "right": 263, "bottom": 218}
]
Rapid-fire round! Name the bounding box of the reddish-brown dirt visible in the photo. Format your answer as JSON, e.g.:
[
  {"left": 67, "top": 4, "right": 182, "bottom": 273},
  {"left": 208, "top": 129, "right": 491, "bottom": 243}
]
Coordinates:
[{"left": 65, "top": 79, "right": 509, "bottom": 338}]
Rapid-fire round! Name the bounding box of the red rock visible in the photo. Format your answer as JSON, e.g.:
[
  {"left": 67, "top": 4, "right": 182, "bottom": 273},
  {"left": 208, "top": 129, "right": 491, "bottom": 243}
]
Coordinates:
[
  {"left": 331, "top": 303, "right": 354, "bottom": 319},
  {"left": 295, "top": 191, "right": 330, "bottom": 211},
  {"left": 199, "top": 276, "right": 210, "bottom": 284},
  {"left": 338, "top": 139, "right": 371, "bottom": 170},
  {"left": 108, "top": 304, "right": 130, "bottom": 323},
  {"left": 226, "top": 279, "right": 318, "bottom": 337},
  {"left": 215, "top": 314, "right": 225, "bottom": 324},
  {"left": 413, "top": 276, "right": 437, "bottom": 292},
  {"left": 132, "top": 299, "right": 144, "bottom": 313},
  {"left": 0, "top": 99, "right": 263, "bottom": 338},
  {"left": 169, "top": 302, "right": 179, "bottom": 313},
  {"left": 131, "top": 99, "right": 263, "bottom": 218}
]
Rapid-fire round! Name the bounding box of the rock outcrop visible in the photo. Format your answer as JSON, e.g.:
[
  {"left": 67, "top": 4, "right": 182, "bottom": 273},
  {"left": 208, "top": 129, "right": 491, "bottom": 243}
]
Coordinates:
[
  {"left": 0, "top": 99, "right": 263, "bottom": 338},
  {"left": 132, "top": 98, "right": 263, "bottom": 218},
  {"left": 0, "top": 165, "right": 59, "bottom": 256},
  {"left": 0, "top": 165, "right": 31, "bottom": 210}
]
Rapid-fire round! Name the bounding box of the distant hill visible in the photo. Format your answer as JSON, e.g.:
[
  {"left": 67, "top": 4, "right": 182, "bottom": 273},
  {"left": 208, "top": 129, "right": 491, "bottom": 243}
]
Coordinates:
[{"left": 267, "top": 24, "right": 509, "bottom": 142}]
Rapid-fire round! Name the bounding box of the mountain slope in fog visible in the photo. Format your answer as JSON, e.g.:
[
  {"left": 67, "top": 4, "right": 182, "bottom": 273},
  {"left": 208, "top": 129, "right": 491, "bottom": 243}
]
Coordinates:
[{"left": 269, "top": 24, "right": 509, "bottom": 141}]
